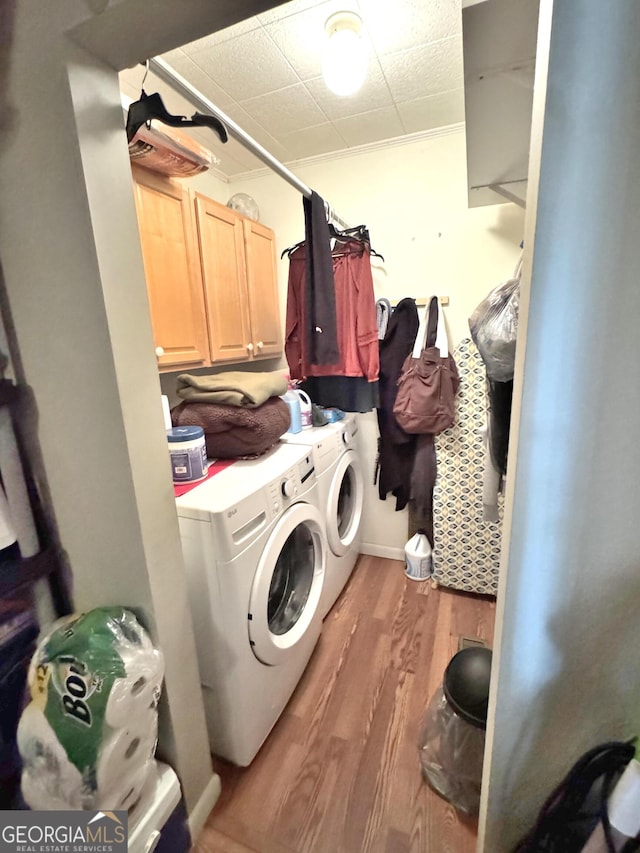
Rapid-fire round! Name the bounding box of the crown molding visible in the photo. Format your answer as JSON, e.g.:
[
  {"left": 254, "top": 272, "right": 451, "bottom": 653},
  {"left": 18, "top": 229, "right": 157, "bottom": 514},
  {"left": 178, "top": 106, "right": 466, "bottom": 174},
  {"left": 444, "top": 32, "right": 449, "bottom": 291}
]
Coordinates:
[{"left": 227, "top": 122, "right": 465, "bottom": 185}]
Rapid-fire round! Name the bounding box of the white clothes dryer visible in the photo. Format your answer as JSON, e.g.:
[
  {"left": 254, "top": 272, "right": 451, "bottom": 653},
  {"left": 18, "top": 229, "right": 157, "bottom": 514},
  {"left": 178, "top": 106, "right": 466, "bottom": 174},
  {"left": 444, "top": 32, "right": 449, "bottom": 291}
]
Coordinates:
[
  {"left": 175, "top": 444, "right": 326, "bottom": 766},
  {"left": 281, "top": 414, "right": 364, "bottom": 617}
]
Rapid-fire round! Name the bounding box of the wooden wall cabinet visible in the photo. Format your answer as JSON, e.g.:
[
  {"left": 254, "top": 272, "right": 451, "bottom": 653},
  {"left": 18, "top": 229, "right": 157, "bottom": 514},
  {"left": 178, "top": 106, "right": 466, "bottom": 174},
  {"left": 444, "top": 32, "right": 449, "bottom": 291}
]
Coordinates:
[{"left": 132, "top": 169, "right": 282, "bottom": 372}]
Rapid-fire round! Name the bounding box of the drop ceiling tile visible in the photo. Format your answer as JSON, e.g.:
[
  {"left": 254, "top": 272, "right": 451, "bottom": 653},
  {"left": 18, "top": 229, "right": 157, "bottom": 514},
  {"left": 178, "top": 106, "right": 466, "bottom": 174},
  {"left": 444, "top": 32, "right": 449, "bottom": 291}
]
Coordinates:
[
  {"left": 257, "top": 0, "right": 329, "bottom": 25},
  {"left": 187, "top": 28, "right": 299, "bottom": 101},
  {"left": 215, "top": 146, "right": 259, "bottom": 178},
  {"left": 180, "top": 16, "right": 262, "bottom": 52},
  {"left": 157, "top": 51, "right": 236, "bottom": 109},
  {"left": 221, "top": 102, "right": 293, "bottom": 164},
  {"left": 279, "top": 122, "right": 348, "bottom": 160},
  {"left": 239, "top": 84, "right": 327, "bottom": 135},
  {"left": 332, "top": 105, "right": 404, "bottom": 147},
  {"left": 396, "top": 88, "right": 465, "bottom": 133},
  {"left": 359, "top": 0, "right": 461, "bottom": 55},
  {"left": 379, "top": 37, "right": 463, "bottom": 103},
  {"left": 303, "top": 60, "right": 393, "bottom": 121},
  {"left": 264, "top": 0, "right": 363, "bottom": 82}
]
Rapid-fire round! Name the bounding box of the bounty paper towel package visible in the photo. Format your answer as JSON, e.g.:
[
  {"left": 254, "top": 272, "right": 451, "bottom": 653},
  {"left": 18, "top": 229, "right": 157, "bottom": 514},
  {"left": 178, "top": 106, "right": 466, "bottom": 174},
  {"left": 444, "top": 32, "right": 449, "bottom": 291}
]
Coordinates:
[{"left": 17, "top": 607, "right": 164, "bottom": 811}]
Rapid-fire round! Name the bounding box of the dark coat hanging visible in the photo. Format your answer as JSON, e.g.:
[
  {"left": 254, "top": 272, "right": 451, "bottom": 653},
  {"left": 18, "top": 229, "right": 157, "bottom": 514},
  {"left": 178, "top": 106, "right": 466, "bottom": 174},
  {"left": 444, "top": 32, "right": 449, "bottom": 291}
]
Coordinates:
[{"left": 376, "top": 298, "right": 419, "bottom": 510}]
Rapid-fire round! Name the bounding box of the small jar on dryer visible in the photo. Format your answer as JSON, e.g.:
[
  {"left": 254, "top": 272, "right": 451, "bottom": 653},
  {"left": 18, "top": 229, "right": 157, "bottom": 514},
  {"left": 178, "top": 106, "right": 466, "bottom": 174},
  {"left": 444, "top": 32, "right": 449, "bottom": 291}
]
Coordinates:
[{"left": 167, "top": 426, "right": 208, "bottom": 483}]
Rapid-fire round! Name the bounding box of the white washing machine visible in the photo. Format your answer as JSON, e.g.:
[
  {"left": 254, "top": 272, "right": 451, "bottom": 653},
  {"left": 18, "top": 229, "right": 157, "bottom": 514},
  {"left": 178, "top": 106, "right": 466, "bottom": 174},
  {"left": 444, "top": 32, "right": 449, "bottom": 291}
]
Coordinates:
[
  {"left": 175, "top": 443, "right": 326, "bottom": 766},
  {"left": 281, "top": 414, "right": 364, "bottom": 618}
]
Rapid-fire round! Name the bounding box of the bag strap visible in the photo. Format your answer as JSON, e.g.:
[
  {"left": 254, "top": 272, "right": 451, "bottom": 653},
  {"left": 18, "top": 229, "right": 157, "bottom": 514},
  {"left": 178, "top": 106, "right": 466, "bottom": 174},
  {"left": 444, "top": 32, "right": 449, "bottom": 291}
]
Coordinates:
[{"left": 412, "top": 296, "right": 449, "bottom": 359}]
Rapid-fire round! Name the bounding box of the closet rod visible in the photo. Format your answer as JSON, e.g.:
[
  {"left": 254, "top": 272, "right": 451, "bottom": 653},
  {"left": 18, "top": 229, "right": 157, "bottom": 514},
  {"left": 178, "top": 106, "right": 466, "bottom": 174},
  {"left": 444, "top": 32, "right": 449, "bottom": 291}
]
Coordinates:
[{"left": 148, "top": 56, "right": 350, "bottom": 229}]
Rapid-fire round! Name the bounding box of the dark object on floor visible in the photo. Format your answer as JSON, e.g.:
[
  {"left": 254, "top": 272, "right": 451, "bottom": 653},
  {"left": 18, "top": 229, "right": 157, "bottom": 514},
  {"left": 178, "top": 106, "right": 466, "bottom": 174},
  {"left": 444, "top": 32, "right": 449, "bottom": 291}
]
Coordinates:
[{"left": 513, "top": 739, "right": 638, "bottom": 853}]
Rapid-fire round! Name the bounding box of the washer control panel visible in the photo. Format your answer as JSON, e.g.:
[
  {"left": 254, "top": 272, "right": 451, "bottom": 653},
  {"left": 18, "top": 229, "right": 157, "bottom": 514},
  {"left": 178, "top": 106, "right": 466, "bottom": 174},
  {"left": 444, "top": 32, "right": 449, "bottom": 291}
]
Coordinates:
[{"left": 265, "top": 454, "right": 315, "bottom": 514}]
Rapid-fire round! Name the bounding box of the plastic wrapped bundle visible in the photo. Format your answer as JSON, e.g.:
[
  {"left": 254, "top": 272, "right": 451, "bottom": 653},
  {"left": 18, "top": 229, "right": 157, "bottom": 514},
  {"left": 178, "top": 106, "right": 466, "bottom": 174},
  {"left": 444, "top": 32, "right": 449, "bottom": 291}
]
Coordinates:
[
  {"left": 17, "top": 607, "right": 164, "bottom": 811},
  {"left": 469, "top": 264, "right": 521, "bottom": 382}
]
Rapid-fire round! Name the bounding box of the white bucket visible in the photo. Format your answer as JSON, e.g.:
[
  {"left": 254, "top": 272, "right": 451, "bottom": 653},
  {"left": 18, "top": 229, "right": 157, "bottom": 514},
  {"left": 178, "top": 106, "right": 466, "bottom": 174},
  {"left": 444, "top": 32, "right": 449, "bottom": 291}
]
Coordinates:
[{"left": 404, "top": 529, "right": 433, "bottom": 581}]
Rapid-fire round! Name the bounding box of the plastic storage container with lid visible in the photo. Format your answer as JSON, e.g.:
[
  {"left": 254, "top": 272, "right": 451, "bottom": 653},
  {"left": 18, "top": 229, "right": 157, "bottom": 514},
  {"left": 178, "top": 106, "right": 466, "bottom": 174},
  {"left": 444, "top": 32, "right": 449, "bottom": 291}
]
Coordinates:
[
  {"left": 419, "top": 646, "right": 492, "bottom": 815},
  {"left": 167, "top": 426, "right": 208, "bottom": 483}
]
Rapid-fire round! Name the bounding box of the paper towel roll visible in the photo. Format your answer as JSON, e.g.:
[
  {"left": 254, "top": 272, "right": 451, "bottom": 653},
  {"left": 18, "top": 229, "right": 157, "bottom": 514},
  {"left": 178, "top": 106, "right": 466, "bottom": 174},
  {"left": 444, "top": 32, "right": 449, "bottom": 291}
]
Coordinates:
[
  {"left": 0, "top": 481, "right": 16, "bottom": 550},
  {"left": 0, "top": 407, "right": 38, "bottom": 557},
  {"left": 99, "top": 761, "right": 154, "bottom": 812},
  {"left": 95, "top": 712, "right": 158, "bottom": 803},
  {"left": 104, "top": 650, "right": 164, "bottom": 729},
  {"left": 609, "top": 758, "right": 640, "bottom": 837},
  {"left": 18, "top": 702, "right": 84, "bottom": 810}
]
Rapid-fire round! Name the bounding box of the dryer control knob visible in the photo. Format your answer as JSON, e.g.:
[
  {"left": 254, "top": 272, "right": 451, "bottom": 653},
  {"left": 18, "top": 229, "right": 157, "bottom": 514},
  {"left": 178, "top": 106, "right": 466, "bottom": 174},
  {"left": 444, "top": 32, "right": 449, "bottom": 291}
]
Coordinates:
[
  {"left": 343, "top": 429, "right": 351, "bottom": 445},
  {"left": 281, "top": 478, "right": 296, "bottom": 498}
]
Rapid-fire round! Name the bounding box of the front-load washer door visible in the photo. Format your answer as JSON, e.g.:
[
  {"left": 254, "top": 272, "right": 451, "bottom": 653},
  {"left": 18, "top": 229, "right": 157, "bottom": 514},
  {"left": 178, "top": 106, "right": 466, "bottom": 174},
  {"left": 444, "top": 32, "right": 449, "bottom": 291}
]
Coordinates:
[
  {"left": 326, "top": 449, "right": 364, "bottom": 557},
  {"left": 248, "top": 502, "right": 325, "bottom": 666}
]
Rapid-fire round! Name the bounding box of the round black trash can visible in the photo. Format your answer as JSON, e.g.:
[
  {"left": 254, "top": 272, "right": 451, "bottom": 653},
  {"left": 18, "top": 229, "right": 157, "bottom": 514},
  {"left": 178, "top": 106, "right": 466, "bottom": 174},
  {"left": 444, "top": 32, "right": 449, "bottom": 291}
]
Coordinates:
[{"left": 419, "top": 646, "right": 492, "bottom": 815}]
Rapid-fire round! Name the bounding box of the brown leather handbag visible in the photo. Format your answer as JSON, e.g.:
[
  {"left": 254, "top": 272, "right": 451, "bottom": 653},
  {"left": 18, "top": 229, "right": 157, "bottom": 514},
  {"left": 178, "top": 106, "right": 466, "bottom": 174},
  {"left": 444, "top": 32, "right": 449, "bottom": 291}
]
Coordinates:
[{"left": 393, "top": 296, "right": 459, "bottom": 434}]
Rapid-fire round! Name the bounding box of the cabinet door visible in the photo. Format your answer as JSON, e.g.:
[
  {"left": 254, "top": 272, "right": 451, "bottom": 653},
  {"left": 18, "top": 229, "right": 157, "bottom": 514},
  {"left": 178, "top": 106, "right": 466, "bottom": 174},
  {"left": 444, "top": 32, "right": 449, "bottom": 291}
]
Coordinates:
[
  {"left": 132, "top": 168, "right": 208, "bottom": 370},
  {"left": 243, "top": 219, "right": 282, "bottom": 359},
  {"left": 194, "top": 194, "right": 253, "bottom": 363}
]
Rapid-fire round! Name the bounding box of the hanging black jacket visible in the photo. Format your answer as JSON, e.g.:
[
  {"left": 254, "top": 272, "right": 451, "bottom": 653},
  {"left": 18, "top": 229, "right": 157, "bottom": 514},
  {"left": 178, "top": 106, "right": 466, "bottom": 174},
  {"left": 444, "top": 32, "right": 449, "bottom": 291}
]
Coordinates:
[{"left": 376, "top": 298, "right": 419, "bottom": 510}]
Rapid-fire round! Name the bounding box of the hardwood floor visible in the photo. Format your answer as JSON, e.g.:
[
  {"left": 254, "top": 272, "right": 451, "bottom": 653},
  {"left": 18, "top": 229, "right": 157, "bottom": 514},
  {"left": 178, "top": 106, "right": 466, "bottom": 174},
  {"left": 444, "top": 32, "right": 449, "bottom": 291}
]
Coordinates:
[{"left": 192, "top": 555, "right": 496, "bottom": 853}]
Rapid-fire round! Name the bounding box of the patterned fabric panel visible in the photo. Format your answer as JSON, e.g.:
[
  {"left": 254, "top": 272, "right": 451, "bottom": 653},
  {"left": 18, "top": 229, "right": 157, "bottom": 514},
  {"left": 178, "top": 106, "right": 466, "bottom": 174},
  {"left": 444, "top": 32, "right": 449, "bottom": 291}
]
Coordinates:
[{"left": 432, "top": 338, "right": 502, "bottom": 595}]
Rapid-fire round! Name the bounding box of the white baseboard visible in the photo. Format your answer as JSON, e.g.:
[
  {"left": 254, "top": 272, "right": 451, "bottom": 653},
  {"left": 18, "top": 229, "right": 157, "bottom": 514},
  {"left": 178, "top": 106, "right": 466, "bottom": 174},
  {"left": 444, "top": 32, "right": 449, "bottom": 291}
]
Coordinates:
[
  {"left": 188, "top": 772, "right": 222, "bottom": 840},
  {"left": 359, "top": 543, "right": 405, "bottom": 561}
]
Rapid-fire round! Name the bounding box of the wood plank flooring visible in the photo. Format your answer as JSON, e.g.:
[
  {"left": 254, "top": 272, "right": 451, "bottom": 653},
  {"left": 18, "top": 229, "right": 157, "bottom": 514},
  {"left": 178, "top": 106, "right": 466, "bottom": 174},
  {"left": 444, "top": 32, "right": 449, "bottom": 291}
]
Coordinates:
[{"left": 192, "top": 555, "right": 496, "bottom": 853}]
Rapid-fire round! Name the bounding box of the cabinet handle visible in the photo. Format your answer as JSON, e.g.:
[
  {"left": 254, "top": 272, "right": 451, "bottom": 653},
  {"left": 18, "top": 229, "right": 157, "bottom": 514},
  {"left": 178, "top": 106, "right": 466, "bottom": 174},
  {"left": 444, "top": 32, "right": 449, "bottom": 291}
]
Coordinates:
[
  {"left": 155, "top": 346, "right": 165, "bottom": 357},
  {"left": 256, "top": 341, "right": 264, "bottom": 350},
  {"left": 246, "top": 343, "right": 254, "bottom": 353}
]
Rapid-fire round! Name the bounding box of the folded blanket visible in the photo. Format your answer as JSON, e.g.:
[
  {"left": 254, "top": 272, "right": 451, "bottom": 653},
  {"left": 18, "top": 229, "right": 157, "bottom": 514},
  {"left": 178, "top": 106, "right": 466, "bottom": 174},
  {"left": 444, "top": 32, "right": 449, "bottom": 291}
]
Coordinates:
[
  {"left": 176, "top": 371, "right": 288, "bottom": 407},
  {"left": 171, "top": 396, "right": 291, "bottom": 459}
]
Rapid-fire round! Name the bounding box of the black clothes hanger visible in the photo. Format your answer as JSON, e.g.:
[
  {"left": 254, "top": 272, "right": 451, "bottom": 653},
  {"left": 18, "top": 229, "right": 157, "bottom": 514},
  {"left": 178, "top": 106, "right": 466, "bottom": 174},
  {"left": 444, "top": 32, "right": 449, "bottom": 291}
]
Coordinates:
[
  {"left": 328, "top": 222, "right": 385, "bottom": 262},
  {"left": 280, "top": 238, "right": 306, "bottom": 260},
  {"left": 281, "top": 223, "right": 386, "bottom": 262},
  {"left": 126, "top": 90, "right": 228, "bottom": 145}
]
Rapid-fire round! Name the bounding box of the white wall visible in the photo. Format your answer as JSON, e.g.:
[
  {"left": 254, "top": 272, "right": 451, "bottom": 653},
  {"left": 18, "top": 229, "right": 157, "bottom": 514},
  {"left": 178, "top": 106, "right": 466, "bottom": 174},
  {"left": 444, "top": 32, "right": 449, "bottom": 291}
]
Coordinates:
[
  {"left": 480, "top": 1, "right": 640, "bottom": 849},
  {"left": 231, "top": 129, "right": 524, "bottom": 557}
]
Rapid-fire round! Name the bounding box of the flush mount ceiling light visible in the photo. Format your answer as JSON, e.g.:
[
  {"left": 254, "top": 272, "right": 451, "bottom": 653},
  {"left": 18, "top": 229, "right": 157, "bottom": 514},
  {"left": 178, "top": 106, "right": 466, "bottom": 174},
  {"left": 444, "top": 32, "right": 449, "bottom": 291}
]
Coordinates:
[{"left": 322, "top": 11, "right": 367, "bottom": 97}]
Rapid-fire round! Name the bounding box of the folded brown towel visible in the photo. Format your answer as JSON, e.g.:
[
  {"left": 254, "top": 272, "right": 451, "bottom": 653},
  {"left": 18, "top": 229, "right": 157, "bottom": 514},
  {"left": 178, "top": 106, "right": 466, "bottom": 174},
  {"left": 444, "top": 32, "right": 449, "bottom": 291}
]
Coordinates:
[
  {"left": 176, "top": 370, "right": 288, "bottom": 407},
  {"left": 171, "top": 396, "right": 291, "bottom": 459}
]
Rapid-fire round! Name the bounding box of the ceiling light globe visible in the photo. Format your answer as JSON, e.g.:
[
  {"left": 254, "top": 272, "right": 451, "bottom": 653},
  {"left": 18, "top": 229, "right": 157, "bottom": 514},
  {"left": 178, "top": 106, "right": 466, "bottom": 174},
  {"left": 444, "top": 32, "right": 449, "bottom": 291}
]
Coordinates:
[{"left": 322, "top": 25, "right": 367, "bottom": 97}]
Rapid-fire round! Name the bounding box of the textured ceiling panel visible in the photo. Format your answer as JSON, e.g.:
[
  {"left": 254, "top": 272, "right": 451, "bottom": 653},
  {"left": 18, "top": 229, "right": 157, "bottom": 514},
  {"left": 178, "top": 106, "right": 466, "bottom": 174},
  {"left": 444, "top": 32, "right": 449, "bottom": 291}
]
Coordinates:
[
  {"left": 363, "top": 0, "right": 461, "bottom": 55},
  {"left": 278, "top": 122, "right": 348, "bottom": 160},
  {"left": 379, "top": 36, "right": 464, "bottom": 103},
  {"left": 239, "top": 83, "right": 328, "bottom": 135},
  {"left": 120, "top": 0, "right": 469, "bottom": 178},
  {"left": 332, "top": 105, "right": 404, "bottom": 147},
  {"left": 396, "top": 88, "right": 465, "bottom": 134},
  {"left": 186, "top": 28, "right": 298, "bottom": 101}
]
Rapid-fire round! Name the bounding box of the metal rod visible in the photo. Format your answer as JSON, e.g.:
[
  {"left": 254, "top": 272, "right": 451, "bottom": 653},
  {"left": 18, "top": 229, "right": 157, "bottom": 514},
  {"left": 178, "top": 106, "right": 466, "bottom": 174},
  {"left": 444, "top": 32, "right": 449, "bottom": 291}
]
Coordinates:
[
  {"left": 148, "top": 56, "right": 350, "bottom": 228},
  {"left": 488, "top": 184, "right": 527, "bottom": 208},
  {"left": 471, "top": 178, "right": 528, "bottom": 189},
  {"left": 470, "top": 178, "right": 527, "bottom": 209}
]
